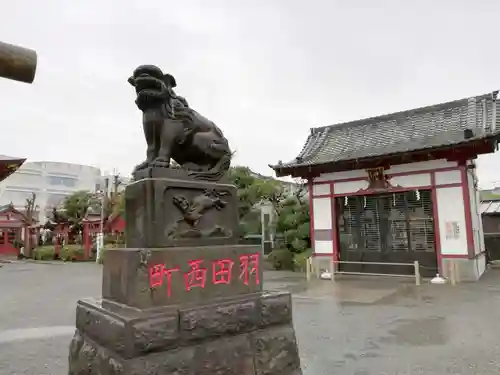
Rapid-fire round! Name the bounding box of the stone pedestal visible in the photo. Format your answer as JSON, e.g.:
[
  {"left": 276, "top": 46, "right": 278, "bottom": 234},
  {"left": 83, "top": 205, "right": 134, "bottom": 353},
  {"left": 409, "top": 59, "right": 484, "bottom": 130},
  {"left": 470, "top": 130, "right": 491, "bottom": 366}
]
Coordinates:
[
  {"left": 69, "top": 291, "right": 301, "bottom": 375},
  {"left": 68, "top": 176, "right": 302, "bottom": 374}
]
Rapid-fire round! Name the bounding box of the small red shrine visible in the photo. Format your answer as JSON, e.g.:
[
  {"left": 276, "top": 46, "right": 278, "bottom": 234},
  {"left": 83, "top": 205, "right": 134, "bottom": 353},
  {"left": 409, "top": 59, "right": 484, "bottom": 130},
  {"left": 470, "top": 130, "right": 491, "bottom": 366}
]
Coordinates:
[
  {"left": 0, "top": 203, "right": 39, "bottom": 257},
  {"left": 0, "top": 155, "right": 27, "bottom": 257},
  {"left": 104, "top": 213, "right": 125, "bottom": 247},
  {"left": 82, "top": 211, "right": 102, "bottom": 259},
  {"left": 53, "top": 222, "right": 70, "bottom": 258},
  {"left": 105, "top": 213, "right": 125, "bottom": 235}
]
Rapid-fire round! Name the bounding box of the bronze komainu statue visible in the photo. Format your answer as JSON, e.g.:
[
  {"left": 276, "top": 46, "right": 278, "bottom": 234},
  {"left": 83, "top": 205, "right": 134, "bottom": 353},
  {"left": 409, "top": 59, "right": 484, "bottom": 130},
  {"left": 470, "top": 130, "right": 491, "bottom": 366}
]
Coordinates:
[{"left": 128, "top": 65, "right": 232, "bottom": 181}]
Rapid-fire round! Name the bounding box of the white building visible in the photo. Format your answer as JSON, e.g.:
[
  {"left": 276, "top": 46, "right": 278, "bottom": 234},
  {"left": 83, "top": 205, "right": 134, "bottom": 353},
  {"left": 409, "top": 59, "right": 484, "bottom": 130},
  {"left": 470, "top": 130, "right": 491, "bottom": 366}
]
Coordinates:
[
  {"left": 272, "top": 91, "right": 500, "bottom": 281},
  {"left": 0, "top": 161, "right": 101, "bottom": 223}
]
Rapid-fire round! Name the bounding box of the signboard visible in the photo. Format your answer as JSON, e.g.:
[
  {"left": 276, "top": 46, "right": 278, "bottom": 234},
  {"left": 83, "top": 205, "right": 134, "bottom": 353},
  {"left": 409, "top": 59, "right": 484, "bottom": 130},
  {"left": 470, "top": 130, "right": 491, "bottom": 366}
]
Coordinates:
[{"left": 445, "top": 221, "right": 460, "bottom": 240}]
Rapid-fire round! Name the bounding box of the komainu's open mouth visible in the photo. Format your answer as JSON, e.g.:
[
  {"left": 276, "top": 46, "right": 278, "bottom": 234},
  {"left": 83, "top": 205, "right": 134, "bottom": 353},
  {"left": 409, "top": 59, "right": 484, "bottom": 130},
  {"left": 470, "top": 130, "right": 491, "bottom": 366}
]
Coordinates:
[{"left": 134, "top": 76, "right": 164, "bottom": 94}]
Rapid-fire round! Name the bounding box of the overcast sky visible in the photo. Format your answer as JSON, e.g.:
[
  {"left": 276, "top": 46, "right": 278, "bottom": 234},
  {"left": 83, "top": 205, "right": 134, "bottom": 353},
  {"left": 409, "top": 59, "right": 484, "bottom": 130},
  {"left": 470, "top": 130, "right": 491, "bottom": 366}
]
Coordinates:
[{"left": 2, "top": 0, "right": 500, "bottom": 187}]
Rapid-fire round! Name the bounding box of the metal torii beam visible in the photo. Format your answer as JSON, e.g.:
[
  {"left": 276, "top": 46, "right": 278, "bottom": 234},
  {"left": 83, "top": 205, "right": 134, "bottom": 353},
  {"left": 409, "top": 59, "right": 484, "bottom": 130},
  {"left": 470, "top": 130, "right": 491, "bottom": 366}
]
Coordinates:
[{"left": 0, "top": 41, "right": 37, "bottom": 84}]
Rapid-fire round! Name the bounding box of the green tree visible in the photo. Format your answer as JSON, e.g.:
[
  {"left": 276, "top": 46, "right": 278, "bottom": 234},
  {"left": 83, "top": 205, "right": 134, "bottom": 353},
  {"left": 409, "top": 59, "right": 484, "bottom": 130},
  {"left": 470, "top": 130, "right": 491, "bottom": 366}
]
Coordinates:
[
  {"left": 228, "top": 166, "right": 284, "bottom": 219},
  {"left": 274, "top": 195, "right": 310, "bottom": 253},
  {"left": 62, "top": 190, "right": 100, "bottom": 222},
  {"left": 114, "top": 192, "right": 125, "bottom": 216},
  {"left": 228, "top": 166, "right": 285, "bottom": 237},
  {"left": 24, "top": 192, "right": 38, "bottom": 225},
  {"left": 102, "top": 191, "right": 124, "bottom": 219},
  {"left": 228, "top": 166, "right": 260, "bottom": 220}
]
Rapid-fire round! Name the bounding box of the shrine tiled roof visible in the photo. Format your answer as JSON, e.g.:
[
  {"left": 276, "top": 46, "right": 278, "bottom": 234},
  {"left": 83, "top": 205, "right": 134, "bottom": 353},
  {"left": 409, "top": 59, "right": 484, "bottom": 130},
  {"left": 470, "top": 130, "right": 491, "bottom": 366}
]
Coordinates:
[
  {"left": 480, "top": 200, "right": 500, "bottom": 215},
  {"left": 271, "top": 92, "right": 500, "bottom": 176},
  {"left": 0, "top": 154, "right": 25, "bottom": 182},
  {"left": 0, "top": 203, "right": 15, "bottom": 213},
  {"left": 0, "top": 203, "right": 33, "bottom": 223},
  {"left": 0, "top": 154, "right": 23, "bottom": 160}
]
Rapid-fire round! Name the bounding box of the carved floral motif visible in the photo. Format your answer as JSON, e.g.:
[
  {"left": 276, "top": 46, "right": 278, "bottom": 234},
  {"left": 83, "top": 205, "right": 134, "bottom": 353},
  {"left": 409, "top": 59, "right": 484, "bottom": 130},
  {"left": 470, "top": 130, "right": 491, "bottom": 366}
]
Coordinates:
[{"left": 366, "top": 167, "right": 391, "bottom": 190}]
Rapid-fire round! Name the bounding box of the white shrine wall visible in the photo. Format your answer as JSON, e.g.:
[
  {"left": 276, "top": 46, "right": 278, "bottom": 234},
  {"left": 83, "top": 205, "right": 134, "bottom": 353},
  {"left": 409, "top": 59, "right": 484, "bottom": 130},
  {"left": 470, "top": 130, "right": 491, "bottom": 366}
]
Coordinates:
[{"left": 308, "top": 158, "right": 486, "bottom": 280}]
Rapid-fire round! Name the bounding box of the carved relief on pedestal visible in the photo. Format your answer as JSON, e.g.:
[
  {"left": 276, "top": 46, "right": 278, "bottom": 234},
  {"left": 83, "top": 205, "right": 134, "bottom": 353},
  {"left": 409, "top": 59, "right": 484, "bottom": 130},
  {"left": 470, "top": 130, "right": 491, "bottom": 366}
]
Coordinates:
[{"left": 167, "top": 189, "right": 233, "bottom": 239}]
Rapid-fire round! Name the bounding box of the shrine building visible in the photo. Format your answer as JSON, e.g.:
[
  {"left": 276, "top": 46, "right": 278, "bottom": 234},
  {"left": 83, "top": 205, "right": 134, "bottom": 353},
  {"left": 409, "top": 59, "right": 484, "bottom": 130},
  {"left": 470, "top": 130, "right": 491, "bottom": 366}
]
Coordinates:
[
  {"left": 271, "top": 91, "right": 500, "bottom": 281},
  {"left": 0, "top": 154, "right": 27, "bottom": 257}
]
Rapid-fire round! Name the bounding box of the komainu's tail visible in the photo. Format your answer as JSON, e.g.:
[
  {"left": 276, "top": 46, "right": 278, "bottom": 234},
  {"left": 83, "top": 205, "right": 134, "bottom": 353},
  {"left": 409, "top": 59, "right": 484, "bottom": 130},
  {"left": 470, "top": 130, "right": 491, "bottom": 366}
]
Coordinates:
[{"left": 188, "top": 154, "right": 231, "bottom": 182}]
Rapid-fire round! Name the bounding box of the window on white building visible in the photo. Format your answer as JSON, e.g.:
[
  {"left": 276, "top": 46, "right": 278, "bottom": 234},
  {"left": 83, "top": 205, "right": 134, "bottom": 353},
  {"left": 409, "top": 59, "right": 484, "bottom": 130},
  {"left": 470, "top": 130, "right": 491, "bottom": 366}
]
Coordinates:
[
  {"left": 6, "top": 172, "right": 42, "bottom": 187},
  {"left": 47, "top": 176, "right": 77, "bottom": 188}
]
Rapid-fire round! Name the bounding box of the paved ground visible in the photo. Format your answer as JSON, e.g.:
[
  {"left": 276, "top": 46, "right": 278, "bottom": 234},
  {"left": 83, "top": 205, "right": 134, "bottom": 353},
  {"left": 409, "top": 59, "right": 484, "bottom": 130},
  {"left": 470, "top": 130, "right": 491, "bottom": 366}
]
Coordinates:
[{"left": 2, "top": 261, "right": 500, "bottom": 374}]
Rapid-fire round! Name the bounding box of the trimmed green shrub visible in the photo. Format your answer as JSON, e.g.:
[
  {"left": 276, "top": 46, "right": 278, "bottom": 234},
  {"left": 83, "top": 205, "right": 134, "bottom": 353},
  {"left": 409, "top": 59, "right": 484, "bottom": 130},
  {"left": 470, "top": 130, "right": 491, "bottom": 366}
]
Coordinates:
[
  {"left": 60, "top": 245, "right": 85, "bottom": 262},
  {"left": 33, "top": 246, "right": 55, "bottom": 260},
  {"left": 293, "top": 248, "right": 313, "bottom": 272},
  {"left": 268, "top": 249, "right": 294, "bottom": 270}
]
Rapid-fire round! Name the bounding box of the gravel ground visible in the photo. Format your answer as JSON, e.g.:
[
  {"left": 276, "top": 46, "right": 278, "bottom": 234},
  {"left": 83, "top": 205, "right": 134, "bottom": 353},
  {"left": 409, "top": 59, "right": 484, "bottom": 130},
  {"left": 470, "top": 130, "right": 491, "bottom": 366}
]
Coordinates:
[{"left": 1, "top": 261, "right": 500, "bottom": 374}]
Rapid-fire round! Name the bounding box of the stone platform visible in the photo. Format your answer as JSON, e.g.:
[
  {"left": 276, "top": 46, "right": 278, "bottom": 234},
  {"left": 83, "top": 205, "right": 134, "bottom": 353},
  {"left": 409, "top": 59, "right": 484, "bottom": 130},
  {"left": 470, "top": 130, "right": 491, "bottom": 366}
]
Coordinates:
[
  {"left": 102, "top": 245, "right": 264, "bottom": 308},
  {"left": 68, "top": 291, "right": 301, "bottom": 375}
]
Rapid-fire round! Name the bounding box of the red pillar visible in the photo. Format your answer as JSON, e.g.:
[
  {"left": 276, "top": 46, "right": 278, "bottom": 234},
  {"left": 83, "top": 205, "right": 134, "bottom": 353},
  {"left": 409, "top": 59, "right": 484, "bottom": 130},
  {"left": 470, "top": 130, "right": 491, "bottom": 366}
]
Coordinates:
[
  {"left": 35, "top": 227, "right": 40, "bottom": 248},
  {"left": 64, "top": 228, "right": 69, "bottom": 246},
  {"left": 23, "top": 226, "right": 30, "bottom": 257},
  {"left": 83, "top": 222, "right": 91, "bottom": 260},
  {"left": 54, "top": 226, "right": 61, "bottom": 258}
]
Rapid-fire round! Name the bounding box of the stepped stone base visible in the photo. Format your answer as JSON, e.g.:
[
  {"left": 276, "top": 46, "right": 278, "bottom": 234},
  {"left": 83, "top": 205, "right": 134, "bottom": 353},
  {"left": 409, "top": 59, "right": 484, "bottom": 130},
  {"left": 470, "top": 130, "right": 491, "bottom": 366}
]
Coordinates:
[{"left": 68, "top": 291, "right": 302, "bottom": 375}]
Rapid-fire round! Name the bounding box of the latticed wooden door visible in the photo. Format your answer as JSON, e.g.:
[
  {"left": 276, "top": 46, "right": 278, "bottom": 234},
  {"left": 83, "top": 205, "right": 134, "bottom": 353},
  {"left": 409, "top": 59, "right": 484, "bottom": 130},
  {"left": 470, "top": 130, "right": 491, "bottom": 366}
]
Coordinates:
[{"left": 336, "top": 191, "right": 437, "bottom": 276}]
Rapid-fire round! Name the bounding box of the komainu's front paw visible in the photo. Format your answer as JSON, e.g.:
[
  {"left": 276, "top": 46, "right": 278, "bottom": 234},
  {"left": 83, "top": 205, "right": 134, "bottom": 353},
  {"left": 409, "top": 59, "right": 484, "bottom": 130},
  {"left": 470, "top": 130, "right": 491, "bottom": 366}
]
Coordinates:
[
  {"left": 150, "top": 157, "right": 170, "bottom": 168},
  {"left": 133, "top": 160, "right": 150, "bottom": 171}
]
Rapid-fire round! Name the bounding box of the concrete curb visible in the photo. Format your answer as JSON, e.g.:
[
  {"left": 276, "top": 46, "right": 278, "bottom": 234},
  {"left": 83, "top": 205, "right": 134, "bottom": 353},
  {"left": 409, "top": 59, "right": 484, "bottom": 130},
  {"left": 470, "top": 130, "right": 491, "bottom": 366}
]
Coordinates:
[{"left": 0, "top": 259, "right": 65, "bottom": 266}]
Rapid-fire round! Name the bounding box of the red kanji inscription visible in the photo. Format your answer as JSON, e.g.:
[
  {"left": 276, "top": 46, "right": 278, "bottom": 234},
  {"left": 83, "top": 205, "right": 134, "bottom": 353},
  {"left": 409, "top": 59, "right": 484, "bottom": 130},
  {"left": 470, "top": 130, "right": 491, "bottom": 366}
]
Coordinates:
[
  {"left": 148, "top": 264, "right": 180, "bottom": 297},
  {"left": 184, "top": 259, "right": 207, "bottom": 291},
  {"left": 212, "top": 259, "right": 234, "bottom": 285},
  {"left": 239, "top": 253, "right": 260, "bottom": 285},
  {"left": 149, "top": 264, "right": 165, "bottom": 288}
]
